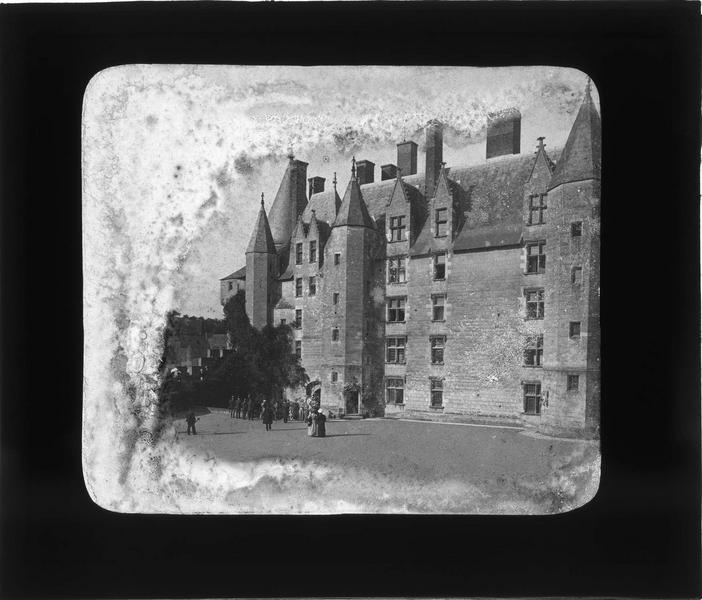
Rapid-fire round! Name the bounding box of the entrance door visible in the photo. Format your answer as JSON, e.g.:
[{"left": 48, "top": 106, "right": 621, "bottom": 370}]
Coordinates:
[{"left": 345, "top": 390, "right": 359, "bottom": 414}]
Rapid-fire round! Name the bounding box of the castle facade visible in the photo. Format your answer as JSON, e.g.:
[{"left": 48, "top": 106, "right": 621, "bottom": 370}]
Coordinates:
[{"left": 221, "top": 85, "right": 600, "bottom": 437}]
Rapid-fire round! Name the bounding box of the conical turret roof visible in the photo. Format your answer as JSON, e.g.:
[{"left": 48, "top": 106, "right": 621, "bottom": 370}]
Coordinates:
[
  {"left": 267, "top": 155, "right": 308, "bottom": 246},
  {"left": 548, "top": 81, "right": 601, "bottom": 190},
  {"left": 332, "top": 159, "right": 375, "bottom": 229},
  {"left": 246, "top": 195, "right": 277, "bottom": 253}
]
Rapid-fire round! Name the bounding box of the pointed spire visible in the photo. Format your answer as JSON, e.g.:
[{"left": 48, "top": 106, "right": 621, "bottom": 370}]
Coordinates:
[
  {"left": 261, "top": 192, "right": 265, "bottom": 207},
  {"left": 268, "top": 156, "right": 308, "bottom": 248},
  {"left": 287, "top": 144, "right": 294, "bottom": 161},
  {"left": 548, "top": 80, "right": 601, "bottom": 190},
  {"left": 247, "top": 195, "right": 277, "bottom": 254},
  {"left": 333, "top": 173, "right": 374, "bottom": 229},
  {"left": 333, "top": 171, "right": 337, "bottom": 191},
  {"left": 351, "top": 156, "right": 357, "bottom": 180}
]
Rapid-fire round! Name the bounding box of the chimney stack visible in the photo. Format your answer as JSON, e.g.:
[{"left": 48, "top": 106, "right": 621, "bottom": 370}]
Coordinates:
[
  {"left": 355, "top": 160, "right": 375, "bottom": 185},
  {"left": 425, "top": 120, "right": 443, "bottom": 199},
  {"left": 397, "top": 140, "right": 418, "bottom": 176},
  {"left": 308, "top": 176, "right": 325, "bottom": 198},
  {"left": 381, "top": 164, "right": 398, "bottom": 181},
  {"left": 486, "top": 108, "right": 521, "bottom": 159}
]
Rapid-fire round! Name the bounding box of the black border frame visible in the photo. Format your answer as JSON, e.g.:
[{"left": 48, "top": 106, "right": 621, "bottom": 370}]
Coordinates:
[{"left": 1, "top": 2, "right": 700, "bottom": 598}]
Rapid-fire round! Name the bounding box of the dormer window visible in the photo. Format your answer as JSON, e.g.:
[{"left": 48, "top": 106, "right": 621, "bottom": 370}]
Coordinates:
[
  {"left": 309, "top": 241, "right": 317, "bottom": 263},
  {"left": 434, "top": 208, "right": 448, "bottom": 237},
  {"left": 528, "top": 194, "right": 547, "bottom": 225},
  {"left": 389, "top": 216, "right": 406, "bottom": 242},
  {"left": 295, "top": 243, "right": 303, "bottom": 265}
]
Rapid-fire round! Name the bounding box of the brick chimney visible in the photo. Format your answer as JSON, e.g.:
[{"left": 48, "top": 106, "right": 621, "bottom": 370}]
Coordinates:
[
  {"left": 486, "top": 108, "right": 521, "bottom": 159},
  {"left": 381, "top": 164, "right": 397, "bottom": 181},
  {"left": 397, "top": 140, "right": 417, "bottom": 176},
  {"left": 425, "top": 120, "right": 443, "bottom": 199},
  {"left": 308, "top": 176, "right": 325, "bottom": 198},
  {"left": 356, "top": 160, "right": 375, "bottom": 185}
]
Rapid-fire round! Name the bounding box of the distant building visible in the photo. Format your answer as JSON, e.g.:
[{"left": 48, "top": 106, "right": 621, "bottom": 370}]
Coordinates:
[{"left": 221, "top": 83, "right": 600, "bottom": 437}]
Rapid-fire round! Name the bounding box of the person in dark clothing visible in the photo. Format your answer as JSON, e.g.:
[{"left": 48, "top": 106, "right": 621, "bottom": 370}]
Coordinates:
[
  {"left": 228, "top": 397, "right": 235, "bottom": 418},
  {"left": 316, "top": 409, "right": 326, "bottom": 438},
  {"left": 243, "top": 398, "right": 250, "bottom": 420},
  {"left": 233, "top": 397, "right": 241, "bottom": 419},
  {"left": 261, "top": 402, "right": 274, "bottom": 431},
  {"left": 282, "top": 399, "right": 289, "bottom": 423},
  {"left": 186, "top": 411, "right": 198, "bottom": 435}
]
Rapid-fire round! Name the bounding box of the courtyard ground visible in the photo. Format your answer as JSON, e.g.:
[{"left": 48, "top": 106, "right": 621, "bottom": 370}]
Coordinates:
[{"left": 168, "top": 408, "right": 600, "bottom": 514}]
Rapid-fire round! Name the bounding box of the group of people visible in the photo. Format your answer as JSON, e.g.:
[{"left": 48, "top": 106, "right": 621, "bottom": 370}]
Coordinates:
[{"left": 306, "top": 408, "right": 327, "bottom": 438}]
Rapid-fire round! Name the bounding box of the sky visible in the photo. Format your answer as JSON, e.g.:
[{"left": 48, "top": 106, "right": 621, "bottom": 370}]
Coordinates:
[{"left": 83, "top": 65, "right": 599, "bottom": 321}]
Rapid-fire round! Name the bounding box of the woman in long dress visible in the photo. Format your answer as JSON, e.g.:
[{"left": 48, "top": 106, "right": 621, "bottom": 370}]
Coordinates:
[
  {"left": 316, "top": 409, "right": 326, "bottom": 438},
  {"left": 306, "top": 410, "right": 315, "bottom": 436}
]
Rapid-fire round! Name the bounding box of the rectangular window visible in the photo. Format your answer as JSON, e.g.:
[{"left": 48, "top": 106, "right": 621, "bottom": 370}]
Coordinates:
[
  {"left": 524, "top": 335, "right": 544, "bottom": 367},
  {"left": 387, "top": 297, "right": 406, "bottom": 323},
  {"left": 280, "top": 319, "right": 287, "bottom": 326},
  {"left": 386, "top": 337, "right": 406, "bottom": 364},
  {"left": 295, "top": 309, "right": 302, "bottom": 329},
  {"left": 333, "top": 292, "right": 339, "bottom": 305},
  {"left": 309, "top": 241, "right": 317, "bottom": 263},
  {"left": 295, "top": 340, "right": 301, "bottom": 359},
  {"left": 525, "top": 288, "right": 544, "bottom": 320},
  {"left": 295, "top": 243, "right": 303, "bottom": 265},
  {"left": 386, "top": 378, "right": 404, "bottom": 405},
  {"left": 435, "top": 208, "right": 448, "bottom": 237},
  {"left": 388, "top": 256, "right": 407, "bottom": 283},
  {"left": 528, "top": 194, "right": 547, "bottom": 225},
  {"left": 331, "top": 328, "right": 339, "bottom": 342},
  {"left": 571, "top": 266, "right": 583, "bottom": 285},
  {"left": 309, "top": 276, "right": 317, "bottom": 296},
  {"left": 228, "top": 281, "right": 233, "bottom": 291},
  {"left": 432, "top": 294, "right": 446, "bottom": 321},
  {"left": 331, "top": 371, "right": 338, "bottom": 383},
  {"left": 334, "top": 253, "right": 341, "bottom": 265},
  {"left": 430, "top": 378, "right": 443, "bottom": 407},
  {"left": 571, "top": 221, "right": 583, "bottom": 237},
  {"left": 523, "top": 382, "right": 541, "bottom": 415},
  {"left": 295, "top": 278, "right": 303, "bottom": 297},
  {"left": 389, "top": 215, "right": 406, "bottom": 242},
  {"left": 567, "top": 374, "right": 579, "bottom": 391},
  {"left": 430, "top": 336, "right": 446, "bottom": 364},
  {"left": 526, "top": 241, "right": 546, "bottom": 274},
  {"left": 433, "top": 252, "right": 446, "bottom": 280},
  {"left": 569, "top": 321, "right": 581, "bottom": 339}
]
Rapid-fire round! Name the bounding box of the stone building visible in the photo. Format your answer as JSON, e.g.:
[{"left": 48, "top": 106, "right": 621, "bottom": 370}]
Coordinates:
[{"left": 220, "top": 84, "right": 600, "bottom": 437}]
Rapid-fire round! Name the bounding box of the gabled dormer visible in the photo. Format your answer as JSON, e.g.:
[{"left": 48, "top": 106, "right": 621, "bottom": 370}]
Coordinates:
[
  {"left": 385, "top": 171, "right": 413, "bottom": 249},
  {"left": 307, "top": 210, "right": 322, "bottom": 267},
  {"left": 523, "top": 137, "right": 555, "bottom": 228},
  {"left": 410, "top": 164, "right": 456, "bottom": 258},
  {"left": 290, "top": 213, "right": 309, "bottom": 267}
]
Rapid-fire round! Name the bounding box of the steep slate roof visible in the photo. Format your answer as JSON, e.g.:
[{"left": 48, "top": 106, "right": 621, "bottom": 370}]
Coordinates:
[
  {"left": 246, "top": 199, "right": 277, "bottom": 254},
  {"left": 548, "top": 85, "right": 601, "bottom": 190},
  {"left": 274, "top": 297, "right": 295, "bottom": 310},
  {"left": 267, "top": 158, "right": 308, "bottom": 246},
  {"left": 220, "top": 266, "right": 246, "bottom": 280},
  {"left": 332, "top": 175, "right": 375, "bottom": 228}
]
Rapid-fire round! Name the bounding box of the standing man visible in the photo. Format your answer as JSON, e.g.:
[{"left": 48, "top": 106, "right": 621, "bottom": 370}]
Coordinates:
[{"left": 186, "top": 411, "right": 198, "bottom": 435}]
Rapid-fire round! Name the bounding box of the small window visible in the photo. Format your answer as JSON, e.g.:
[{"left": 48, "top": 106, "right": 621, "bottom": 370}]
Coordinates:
[
  {"left": 295, "top": 340, "right": 301, "bottom": 359},
  {"left": 432, "top": 294, "right": 446, "bottom": 321},
  {"left": 528, "top": 194, "right": 547, "bottom": 225},
  {"left": 386, "top": 337, "right": 406, "bottom": 364},
  {"left": 567, "top": 374, "right": 579, "bottom": 392},
  {"left": 295, "top": 309, "right": 302, "bottom": 329},
  {"left": 525, "top": 288, "right": 544, "bottom": 320},
  {"left": 334, "top": 253, "right": 341, "bottom": 265},
  {"left": 387, "top": 297, "right": 406, "bottom": 323},
  {"left": 331, "top": 371, "right": 338, "bottom": 383},
  {"left": 430, "top": 336, "right": 445, "bottom": 364},
  {"left": 523, "top": 382, "right": 541, "bottom": 414},
  {"left": 309, "top": 276, "right": 317, "bottom": 296},
  {"left": 388, "top": 256, "right": 407, "bottom": 283},
  {"left": 333, "top": 292, "right": 339, "bottom": 305},
  {"left": 331, "top": 328, "right": 339, "bottom": 342},
  {"left": 434, "top": 208, "right": 448, "bottom": 237},
  {"left": 295, "top": 243, "right": 303, "bottom": 265},
  {"left": 433, "top": 253, "right": 446, "bottom": 280},
  {"left": 295, "top": 278, "right": 303, "bottom": 297},
  {"left": 571, "top": 221, "right": 583, "bottom": 237},
  {"left": 228, "top": 281, "right": 233, "bottom": 291},
  {"left": 430, "top": 378, "right": 443, "bottom": 407},
  {"left": 386, "top": 378, "right": 404, "bottom": 405},
  {"left": 309, "top": 241, "right": 317, "bottom": 263},
  {"left": 524, "top": 335, "right": 543, "bottom": 367},
  {"left": 389, "top": 215, "right": 406, "bottom": 242},
  {"left": 526, "top": 241, "right": 546, "bottom": 274},
  {"left": 571, "top": 266, "right": 582, "bottom": 285},
  {"left": 569, "top": 321, "right": 581, "bottom": 339},
  {"left": 280, "top": 319, "right": 287, "bottom": 326}
]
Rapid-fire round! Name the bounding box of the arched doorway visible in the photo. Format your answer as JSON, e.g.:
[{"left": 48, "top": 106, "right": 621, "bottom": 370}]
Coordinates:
[{"left": 345, "top": 390, "right": 359, "bottom": 414}]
